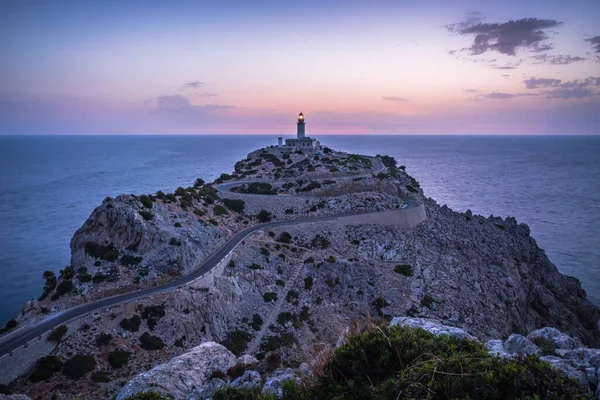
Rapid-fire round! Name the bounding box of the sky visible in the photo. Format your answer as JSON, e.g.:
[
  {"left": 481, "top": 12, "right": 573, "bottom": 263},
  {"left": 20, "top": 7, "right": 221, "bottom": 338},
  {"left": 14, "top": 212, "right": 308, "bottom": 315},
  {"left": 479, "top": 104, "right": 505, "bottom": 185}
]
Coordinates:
[{"left": 0, "top": 0, "right": 599, "bottom": 135}]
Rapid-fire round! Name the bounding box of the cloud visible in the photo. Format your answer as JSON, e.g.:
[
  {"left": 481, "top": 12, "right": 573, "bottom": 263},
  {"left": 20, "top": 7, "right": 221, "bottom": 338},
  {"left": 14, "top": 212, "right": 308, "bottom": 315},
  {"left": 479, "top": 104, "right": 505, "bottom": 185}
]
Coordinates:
[
  {"left": 446, "top": 17, "right": 562, "bottom": 56},
  {"left": 183, "top": 81, "right": 204, "bottom": 88},
  {"left": 523, "top": 78, "right": 561, "bottom": 89},
  {"left": 482, "top": 91, "right": 537, "bottom": 99},
  {"left": 157, "top": 94, "right": 191, "bottom": 109},
  {"left": 585, "top": 36, "right": 600, "bottom": 53},
  {"left": 382, "top": 96, "right": 409, "bottom": 102},
  {"left": 502, "top": 74, "right": 510, "bottom": 78},
  {"left": 523, "top": 76, "right": 600, "bottom": 98},
  {"left": 196, "top": 93, "right": 218, "bottom": 98},
  {"left": 532, "top": 54, "right": 585, "bottom": 65},
  {"left": 493, "top": 66, "right": 517, "bottom": 70},
  {"left": 463, "top": 88, "right": 479, "bottom": 93}
]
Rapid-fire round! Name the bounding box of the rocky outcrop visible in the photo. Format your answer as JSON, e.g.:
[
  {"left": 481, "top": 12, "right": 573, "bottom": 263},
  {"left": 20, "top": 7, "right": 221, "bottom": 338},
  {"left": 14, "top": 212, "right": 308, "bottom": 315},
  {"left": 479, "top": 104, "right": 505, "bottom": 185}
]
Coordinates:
[
  {"left": 390, "top": 317, "right": 476, "bottom": 340},
  {"left": 116, "top": 342, "right": 236, "bottom": 400}
]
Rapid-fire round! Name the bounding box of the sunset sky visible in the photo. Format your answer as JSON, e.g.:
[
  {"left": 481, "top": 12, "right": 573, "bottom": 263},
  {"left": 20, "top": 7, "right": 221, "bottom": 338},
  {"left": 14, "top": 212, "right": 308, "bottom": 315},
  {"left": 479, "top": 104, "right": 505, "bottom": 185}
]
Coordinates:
[{"left": 1, "top": 0, "right": 599, "bottom": 135}]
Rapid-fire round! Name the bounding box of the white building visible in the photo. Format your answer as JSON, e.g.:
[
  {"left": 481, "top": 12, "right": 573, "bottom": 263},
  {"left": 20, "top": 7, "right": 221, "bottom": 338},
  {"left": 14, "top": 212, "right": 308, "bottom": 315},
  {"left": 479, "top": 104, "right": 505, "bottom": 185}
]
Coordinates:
[{"left": 278, "top": 112, "right": 317, "bottom": 150}]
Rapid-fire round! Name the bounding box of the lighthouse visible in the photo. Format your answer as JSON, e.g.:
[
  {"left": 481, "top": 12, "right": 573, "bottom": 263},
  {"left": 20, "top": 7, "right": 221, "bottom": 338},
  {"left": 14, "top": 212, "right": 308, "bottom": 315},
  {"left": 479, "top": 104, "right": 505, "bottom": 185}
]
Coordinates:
[{"left": 297, "top": 112, "right": 306, "bottom": 138}]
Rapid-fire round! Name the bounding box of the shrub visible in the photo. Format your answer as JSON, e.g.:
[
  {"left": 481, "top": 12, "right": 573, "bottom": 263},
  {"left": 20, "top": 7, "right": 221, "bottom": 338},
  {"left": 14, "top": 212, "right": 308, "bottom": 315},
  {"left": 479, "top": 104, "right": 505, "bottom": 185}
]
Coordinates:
[
  {"left": 156, "top": 190, "right": 167, "bottom": 200},
  {"left": 84, "top": 242, "right": 119, "bottom": 261},
  {"left": 326, "top": 255, "right": 336, "bottom": 263},
  {"left": 394, "top": 264, "right": 413, "bottom": 276},
  {"left": 304, "top": 256, "right": 314, "bottom": 264},
  {"left": 372, "top": 297, "right": 390, "bottom": 316},
  {"left": 285, "top": 208, "right": 294, "bottom": 214},
  {"left": 194, "top": 178, "right": 205, "bottom": 188},
  {"left": 300, "top": 181, "right": 322, "bottom": 192},
  {"left": 51, "top": 279, "right": 73, "bottom": 300},
  {"left": 300, "top": 306, "right": 310, "bottom": 321},
  {"left": 38, "top": 270, "right": 57, "bottom": 301},
  {"left": 213, "top": 204, "right": 228, "bottom": 216},
  {"left": 30, "top": 356, "right": 63, "bottom": 382},
  {"left": 62, "top": 354, "right": 96, "bottom": 379},
  {"left": 108, "top": 349, "right": 130, "bottom": 368},
  {"left": 276, "top": 279, "right": 285, "bottom": 287},
  {"left": 140, "top": 332, "right": 165, "bottom": 350},
  {"left": 249, "top": 314, "right": 263, "bottom": 331},
  {"left": 260, "top": 247, "right": 270, "bottom": 257},
  {"left": 421, "top": 294, "right": 435, "bottom": 309},
  {"left": 120, "top": 315, "right": 142, "bottom": 332},
  {"left": 307, "top": 325, "right": 584, "bottom": 399},
  {"left": 261, "top": 334, "right": 296, "bottom": 352},
  {"left": 174, "top": 222, "right": 182, "bottom": 228},
  {"left": 256, "top": 209, "right": 272, "bottom": 222},
  {"left": 139, "top": 195, "right": 153, "bottom": 209},
  {"left": 311, "top": 234, "right": 330, "bottom": 249},
  {"left": 169, "top": 237, "right": 182, "bottom": 246},
  {"left": 48, "top": 325, "right": 68, "bottom": 342},
  {"left": 286, "top": 290, "right": 299, "bottom": 303},
  {"left": 91, "top": 370, "right": 111, "bottom": 383},
  {"left": 120, "top": 255, "right": 143, "bottom": 266},
  {"left": 221, "top": 330, "right": 252, "bottom": 355},
  {"left": 223, "top": 199, "right": 245, "bottom": 213},
  {"left": 406, "top": 184, "right": 417, "bottom": 193},
  {"left": 263, "top": 292, "right": 278, "bottom": 302},
  {"left": 139, "top": 211, "right": 154, "bottom": 221},
  {"left": 194, "top": 208, "right": 206, "bottom": 217},
  {"left": 277, "top": 312, "right": 297, "bottom": 326},
  {"left": 248, "top": 263, "right": 263, "bottom": 270},
  {"left": 531, "top": 337, "right": 559, "bottom": 356},
  {"left": 323, "top": 147, "right": 333, "bottom": 154},
  {"left": 95, "top": 333, "right": 112, "bottom": 346},
  {"left": 208, "top": 219, "right": 218, "bottom": 226},
  {"left": 78, "top": 272, "right": 92, "bottom": 283},
  {"left": 276, "top": 232, "right": 292, "bottom": 244},
  {"left": 304, "top": 277, "right": 314, "bottom": 290},
  {"left": 5, "top": 319, "right": 17, "bottom": 330},
  {"left": 93, "top": 273, "right": 106, "bottom": 283},
  {"left": 213, "top": 388, "right": 276, "bottom": 400},
  {"left": 142, "top": 305, "right": 166, "bottom": 320},
  {"left": 175, "top": 187, "right": 187, "bottom": 196}
]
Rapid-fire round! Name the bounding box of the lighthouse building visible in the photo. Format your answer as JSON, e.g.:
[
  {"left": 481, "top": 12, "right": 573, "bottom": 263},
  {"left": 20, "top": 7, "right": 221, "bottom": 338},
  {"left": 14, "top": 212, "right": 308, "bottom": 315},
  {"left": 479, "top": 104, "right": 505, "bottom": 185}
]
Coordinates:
[{"left": 278, "top": 112, "right": 317, "bottom": 151}]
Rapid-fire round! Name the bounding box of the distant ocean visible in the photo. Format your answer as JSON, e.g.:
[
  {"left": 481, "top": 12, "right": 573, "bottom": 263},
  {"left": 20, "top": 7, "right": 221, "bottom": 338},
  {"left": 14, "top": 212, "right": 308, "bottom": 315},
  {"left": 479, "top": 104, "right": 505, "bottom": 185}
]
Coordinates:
[{"left": 1, "top": 135, "right": 599, "bottom": 324}]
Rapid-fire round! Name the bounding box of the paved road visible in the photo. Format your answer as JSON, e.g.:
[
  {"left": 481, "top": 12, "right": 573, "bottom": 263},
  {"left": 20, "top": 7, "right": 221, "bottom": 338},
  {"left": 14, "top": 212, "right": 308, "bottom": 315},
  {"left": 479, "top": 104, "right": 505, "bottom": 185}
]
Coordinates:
[{"left": 0, "top": 154, "right": 412, "bottom": 358}]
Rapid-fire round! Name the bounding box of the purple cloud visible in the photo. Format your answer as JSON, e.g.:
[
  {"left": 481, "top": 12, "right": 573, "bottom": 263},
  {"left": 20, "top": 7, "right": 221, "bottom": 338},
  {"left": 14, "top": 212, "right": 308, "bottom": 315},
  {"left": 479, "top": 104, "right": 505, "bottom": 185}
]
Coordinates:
[
  {"left": 585, "top": 36, "right": 600, "bottom": 53},
  {"left": 183, "top": 81, "right": 204, "bottom": 88},
  {"left": 483, "top": 91, "right": 537, "bottom": 99},
  {"left": 523, "top": 77, "right": 600, "bottom": 98},
  {"left": 446, "top": 17, "right": 562, "bottom": 56},
  {"left": 523, "top": 78, "right": 562, "bottom": 89},
  {"left": 382, "top": 96, "right": 409, "bottom": 102},
  {"left": 532, "top": 54, "right": 585, "bottom": 65}
]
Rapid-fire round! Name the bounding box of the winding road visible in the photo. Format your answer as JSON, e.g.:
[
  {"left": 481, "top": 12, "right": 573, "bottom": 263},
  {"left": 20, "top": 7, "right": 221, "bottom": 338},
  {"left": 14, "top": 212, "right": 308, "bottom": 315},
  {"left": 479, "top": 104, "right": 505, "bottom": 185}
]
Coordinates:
[{"left": 0, "top": 154, "right": 421, "bottom": 359}]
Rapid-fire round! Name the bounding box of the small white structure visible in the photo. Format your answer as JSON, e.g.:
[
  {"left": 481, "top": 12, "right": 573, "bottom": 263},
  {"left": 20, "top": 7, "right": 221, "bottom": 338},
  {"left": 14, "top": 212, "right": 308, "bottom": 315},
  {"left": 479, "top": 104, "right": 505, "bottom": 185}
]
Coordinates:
[{"left": 281, "top": 112, "right": 316, "bottom": 150}]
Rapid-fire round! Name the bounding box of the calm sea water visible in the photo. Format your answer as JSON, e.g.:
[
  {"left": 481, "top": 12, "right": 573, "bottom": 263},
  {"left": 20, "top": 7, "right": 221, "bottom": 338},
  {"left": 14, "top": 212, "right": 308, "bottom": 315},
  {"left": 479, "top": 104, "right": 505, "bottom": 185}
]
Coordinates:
[{"left": 1, "top": 135, "right": 599, "bottom": 324}]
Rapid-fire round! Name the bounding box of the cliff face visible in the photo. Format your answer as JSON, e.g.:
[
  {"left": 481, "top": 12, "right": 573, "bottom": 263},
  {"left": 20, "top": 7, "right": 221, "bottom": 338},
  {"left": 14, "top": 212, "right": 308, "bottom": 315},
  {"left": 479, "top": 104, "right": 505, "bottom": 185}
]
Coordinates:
[{"left": 5, "top": 147, "right": 600, "bottom": 399}]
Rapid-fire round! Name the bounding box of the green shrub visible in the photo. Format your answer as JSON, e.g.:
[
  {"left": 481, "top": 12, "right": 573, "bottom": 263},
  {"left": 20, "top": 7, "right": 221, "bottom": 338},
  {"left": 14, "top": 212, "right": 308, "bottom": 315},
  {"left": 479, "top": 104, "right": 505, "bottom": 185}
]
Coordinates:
[
  {"left": 194, "top": 178, "right": 205, "bottom": 188},
  {"left": 169, "top": 237, "right": 182, "bottom": 246},
  {"left": 276, "top": 279, "right": 285, "bottom": 287},
  {"left": 394, "top": 264, "right": 413, "bottom": 276},
  {"left": 30, "top": 356, "right": 63, "bottom": 382},
  {"left": 260, "top": 247, "right": 270, "bottom": 257},
  {"left": 300, "top": 181, "right": 322, "bottom": 192},
  {"left": 286, "top": 290, "right": 299, "bottom": 303},
  {"left": 223, "top": 199, "right": 245, "bottom": 213},
  {"left": 213, "top": 204, "right": 228, "bottom": 216},
  {"left": 38, "top": 270, "right": 57, "bottom": 300},
  {"left": 406, "top": 184, "right": 417, "bottom": 193},
  {"left": 5, "top": 319, "right": 17, "bottom": 330},
  {"left": 93, "top": 273, "right": 106, "bottom": 283},
  {"left": 213, "top": 387, "right": 276, "bottom": 400},
  {"left": 326, "top": 255, "right": 336, "bottom": 263},
  {"left": 194, "top": 208, "right": 206, "bottom": 217},
  {"left": 120, "top": 255, "right": 143, "bottom": 266},
  {"left": 120, "top": 315, "right": 142, "bottom": 332},
  {"left": 305, "top": 325, "right": 584, "bottom": 399},
  {"left": 175, "top": 187, "right": 187, "bottom": 196},
  {"left": 304, "top": 276, "right": 313, "bottom": 290},
  {"left": 174, "top": 222, "right": 182, "bottom": 228},
  {"left": 248, "top": 263, "right": 263, "bottom": 270},
  {"left": 300, "top": 306, "right": 310, "bottom": 321},
  {"left": 221, "top": 330, "right": 252, "bottom": 355},
  {"left": 277, "top": 312, "right": 298, "bottom": 326},
  {"left": 531, "top": 337, "right": 559, "bottom": 356},
  {"left": 91, "top": 370, "right": 111, "bottom": 383},
  {"left": 256, "top": 209, "right": 272, "bottom": 222},
  {"left": 140, "top": 332, "right": 165, "bottom": 350},
  {"left": 208, "top": 218, "right": 218, "bottom": 226},
  {"left": 95, "top": 333, "right": 112, "bottom": 346},
  {"left": 108, "top": 349, "right": 131, "bottom": 368},
  {"left": 142, "top": 305, "right": 166, "bottom": 320},
  {"left": 277, "top": 232, "right": 292, "bottom": 244},
  {"left": 62, "top": 354, "right": 96, "bottom": 379},
  {"left": 311, "top": 234, "right": 330, "bottom": 249},
  {"left": 78, "top": 272, "right": 92, "bottom": 282},
  {"left": 48, "top": 325, "right": 68, "bottom": 342},
  {"left": 84, "top": 242, "right": 119, "bottom": 261},
  {"left": 421, "top": 294, "right": 435, "bottom": 309},
  {"left": 263, "top": 292, "right": 278, "bottom": 302},
  {"left": 261, "top": 334, "right": 296, "bottom": 352},
  {"left": 249, "top": 314, "right": 263, "bottom": 331},
  {"left": 51, "top": 279, "right": 73, "bottom": 300},
  {"left": 304, "top": 256, "right": 314, "bottom": 264},
  {"left": 372, "top": 297, "right": 390, "bottom": 316},
  {"left": 285, "top": 208, "right": 294, "bottom": 214},
  {"left": 139, "top": 195, "right": 153, "bottom": 209},
  {"left": 139, "top": 211, "right": 154, "bottom": 221}
]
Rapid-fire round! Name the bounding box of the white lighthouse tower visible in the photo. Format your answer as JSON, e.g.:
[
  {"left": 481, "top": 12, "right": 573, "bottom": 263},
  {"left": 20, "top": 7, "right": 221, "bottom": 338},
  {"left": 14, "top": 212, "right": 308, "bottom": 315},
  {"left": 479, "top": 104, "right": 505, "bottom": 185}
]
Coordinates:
[{"left": 297, "top": 112, "right": 306, "bottom": 138}]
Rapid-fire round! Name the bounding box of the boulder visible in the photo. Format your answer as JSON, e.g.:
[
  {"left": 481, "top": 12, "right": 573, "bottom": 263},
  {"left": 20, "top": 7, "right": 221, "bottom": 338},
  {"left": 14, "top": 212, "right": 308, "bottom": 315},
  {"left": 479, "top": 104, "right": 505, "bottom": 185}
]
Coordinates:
[
  {"left": 540, "top": 356, "right": 590, "bottom": 390},
  {"left": 231, "top": 370, "right": 262, "bottom": 391},
  {"left": 389, "top": 317, "right": 476, "bottom": 340},
  {"left": 484, "top": 340, "right": 510, "bottom": 358},
  {"left": 236, "top": 354, "right": 259, "bottom": 369},
  {"left": 503, "top": 334, "right": 540, "bottom": 356},
  {"left": 116, "top": 342, "right": 236, "bottom": 400},
  {"left": 191, "top": 378, "right": 227, "bottom": 400},
  {"left": 262, "top": 368, "right": 298, "bottom": 396},
  {"left": 527, "top": 327, "right": 582, "bottom": 350},
  {"left": 0, "top": 396, "right": 33, "bottom": 400}
]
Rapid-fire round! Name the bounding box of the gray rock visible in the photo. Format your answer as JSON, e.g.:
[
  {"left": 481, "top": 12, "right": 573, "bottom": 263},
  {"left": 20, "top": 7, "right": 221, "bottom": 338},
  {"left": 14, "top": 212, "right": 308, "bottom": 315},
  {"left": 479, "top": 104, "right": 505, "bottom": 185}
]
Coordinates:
[
  {"left": 589, "top": 354, "right": 600, "bottom": 369},
  {"left": 262, "top": 369, "right": 298, "bottom": 397},
  {"left": 527, "top": 327, "right": 582, "bottom": 350},
  {"left": 560, "top": 348, "right": 600, "bottom": 365},
  {"left": 503, "top": 334, "right": 540, "bottom": 356},
  {"left": 236, "top": 354, "right": 259, "bottom": 369},
  {"left": 116, "top": 342, "right": 236, "bottom": 400},
  {"left": 0, "top": 396, "right": 33, "bottom": 400},
  {"left": 190, "top": 378, "right": 227, "bottom": 400},
  {"left": 389, "top": 317, "right": 476, "bottom": 340},
  {"left": 484, "top": 340, "right": 509, "bottom": 358},
  {"left": 540, "top": 356, "right": 590, "bottom": 390},
  {"left": 231, "top": 370, "right": 262, "bottom": 391}
]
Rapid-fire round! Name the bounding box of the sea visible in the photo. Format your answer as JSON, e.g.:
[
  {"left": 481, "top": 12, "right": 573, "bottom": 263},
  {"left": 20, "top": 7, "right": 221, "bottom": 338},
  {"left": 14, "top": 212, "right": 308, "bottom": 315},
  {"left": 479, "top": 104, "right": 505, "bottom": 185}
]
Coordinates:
[{"left": 1, "top": 135, "right": 599, "bottom": 325}]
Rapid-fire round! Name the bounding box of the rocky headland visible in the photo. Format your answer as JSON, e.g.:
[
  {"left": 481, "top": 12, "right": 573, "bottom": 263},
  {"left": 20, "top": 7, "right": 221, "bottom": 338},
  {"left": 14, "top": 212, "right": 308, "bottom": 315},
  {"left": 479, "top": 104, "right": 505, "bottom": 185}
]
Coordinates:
[{"left": 1, "top": 146, "right": 598, "bottom": 399}]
